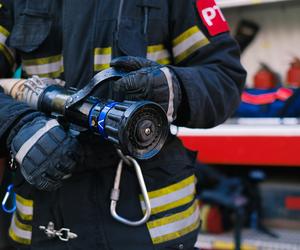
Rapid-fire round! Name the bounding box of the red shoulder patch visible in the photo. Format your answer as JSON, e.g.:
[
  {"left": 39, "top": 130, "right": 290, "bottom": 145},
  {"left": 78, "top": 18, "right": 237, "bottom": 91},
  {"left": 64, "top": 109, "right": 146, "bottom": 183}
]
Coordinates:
[{"left": 196, "top": 0, "right": 229, "bottom": 36}]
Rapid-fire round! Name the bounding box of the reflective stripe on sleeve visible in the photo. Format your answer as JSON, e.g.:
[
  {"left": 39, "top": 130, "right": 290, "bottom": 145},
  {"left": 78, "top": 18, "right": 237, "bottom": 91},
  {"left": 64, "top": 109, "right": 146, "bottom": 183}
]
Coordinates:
[
  {"left": 147, "top": 200, "right": 200, "bottom": 244},
  {"left": 15, "top": 119, "right": 60, "bottom": 164},
  {"left": 9, "top": 213, "right": 32, "bottom": 245},
  {"left": 160, "top": 67, "right": 175, "bottom": 123},
  {"left": 22, "top": 55, "right": 64, "bottom": 78},
  {"left": 94, "top": 47, "right": 112, "bottom": 71},
  {"left": 172, "top": 26, "right": 209, "bottom": 64},
  {"left": 0, "top": 25, "right": 9, "bottom": 38},
  {"left": 141, "top": 175, "right": 196, "bottom": 215},
  {"left": 16, "top": 194, "right": 33, "bottom": 221},
  {"left": 147, "top": 45, "right": 171, "bottom": 65},
  {"left": 0, "top": 25, "right": 15, "bottom": 66}
]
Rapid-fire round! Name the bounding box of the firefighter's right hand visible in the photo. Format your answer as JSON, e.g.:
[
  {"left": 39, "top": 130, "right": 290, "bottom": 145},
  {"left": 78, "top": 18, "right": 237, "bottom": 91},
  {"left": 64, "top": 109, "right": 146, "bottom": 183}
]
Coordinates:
[{"left": 9, "top": 116, "right": 83, "bottom": 191}]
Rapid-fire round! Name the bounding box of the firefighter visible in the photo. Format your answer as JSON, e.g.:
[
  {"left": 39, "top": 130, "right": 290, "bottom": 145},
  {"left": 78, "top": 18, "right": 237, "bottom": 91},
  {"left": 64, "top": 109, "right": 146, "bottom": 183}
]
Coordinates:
[{"left": 0, "top": 0, "right": 246, "bottom": 249}]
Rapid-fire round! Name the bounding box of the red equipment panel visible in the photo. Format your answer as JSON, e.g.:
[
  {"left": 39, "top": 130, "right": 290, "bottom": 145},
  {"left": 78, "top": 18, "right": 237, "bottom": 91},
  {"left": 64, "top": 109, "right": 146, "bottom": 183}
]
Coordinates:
[{"left": 177, "top": 119, "right": 300, "bottom": 167}]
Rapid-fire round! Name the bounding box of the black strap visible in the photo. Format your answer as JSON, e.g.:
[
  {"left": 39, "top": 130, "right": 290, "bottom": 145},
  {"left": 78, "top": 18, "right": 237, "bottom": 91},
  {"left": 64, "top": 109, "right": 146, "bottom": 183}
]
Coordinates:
[{"left": 65, "top": 68, "right": 127, "bottom": 109}]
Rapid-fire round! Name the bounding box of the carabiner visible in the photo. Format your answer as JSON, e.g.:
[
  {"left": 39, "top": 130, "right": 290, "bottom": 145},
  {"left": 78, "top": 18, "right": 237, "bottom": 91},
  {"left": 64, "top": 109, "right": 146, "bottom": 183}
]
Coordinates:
[
  {"left": 110, "top": 155, "right": 151, "bottom": 226},
  {"left": 2, "top": 184, "right": 16, "bottom": 213}
]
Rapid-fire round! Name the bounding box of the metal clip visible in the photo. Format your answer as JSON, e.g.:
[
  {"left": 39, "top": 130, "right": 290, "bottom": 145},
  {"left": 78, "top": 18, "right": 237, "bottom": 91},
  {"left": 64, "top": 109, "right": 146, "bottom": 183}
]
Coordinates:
[
  {"left": 111, "top": 150, "right": 151, "bottom": 226},
  {"left": 39, "top": 222, "right": 78, "bottom": 242},
  {"left": 1, "top": 184, "right": 16, "bottom": 213},
  {"left": 9, "top": 151, "right": 18, "bottom": 170}
]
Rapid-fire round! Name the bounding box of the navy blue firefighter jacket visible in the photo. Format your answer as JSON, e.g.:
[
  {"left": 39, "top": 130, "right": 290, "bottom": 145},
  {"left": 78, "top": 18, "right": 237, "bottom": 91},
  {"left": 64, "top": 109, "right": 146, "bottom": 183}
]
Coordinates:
[{"left": 0, "top": 0, "right": 246, "bottom": 249}]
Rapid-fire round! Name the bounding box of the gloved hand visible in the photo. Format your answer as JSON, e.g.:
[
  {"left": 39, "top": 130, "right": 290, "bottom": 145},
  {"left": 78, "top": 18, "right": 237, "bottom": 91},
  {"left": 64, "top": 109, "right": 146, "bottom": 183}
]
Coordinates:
[
  {"left": 8, "top": 116, "right": 83, "bottom": 191},
  {"left": 110, "top": 56, "right": 182, "bottom": 122}
]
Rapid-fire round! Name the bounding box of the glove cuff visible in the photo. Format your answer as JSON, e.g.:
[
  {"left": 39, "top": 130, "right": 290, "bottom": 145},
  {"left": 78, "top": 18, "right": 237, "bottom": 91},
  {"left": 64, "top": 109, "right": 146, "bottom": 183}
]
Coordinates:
[
  {"left": 161, "top": 66, "right": 182, "bottom": 123},
  {"left": 6, "top": 111, "right": 43, "bottom": 150}
]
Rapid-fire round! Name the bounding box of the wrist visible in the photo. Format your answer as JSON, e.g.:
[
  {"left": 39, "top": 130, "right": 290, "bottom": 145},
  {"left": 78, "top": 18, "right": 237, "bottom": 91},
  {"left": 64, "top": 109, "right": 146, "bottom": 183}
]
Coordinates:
[
  {"left": 6, "top": 111, "right": 43, "bottom": 150},
  {"left": 0, "top": 78, "right": 27, "bottom": 100}
]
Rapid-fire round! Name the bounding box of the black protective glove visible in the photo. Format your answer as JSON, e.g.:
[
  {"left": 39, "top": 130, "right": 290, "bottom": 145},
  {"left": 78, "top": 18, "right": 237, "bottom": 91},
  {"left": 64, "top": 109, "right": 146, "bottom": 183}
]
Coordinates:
[
  {"left": 110, "top": 56, "right": 182, "bottom": 123},
  {"left": 8, "top": 116, "right": 83, "bottom": 191}
]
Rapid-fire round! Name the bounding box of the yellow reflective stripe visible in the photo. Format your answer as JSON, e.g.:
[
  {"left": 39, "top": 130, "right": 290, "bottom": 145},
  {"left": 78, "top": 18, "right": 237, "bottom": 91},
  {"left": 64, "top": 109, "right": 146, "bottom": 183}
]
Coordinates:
[
  {"left": 23, "top": 65, "right": 64, "bottom": 78},
  {"left": 0, "top": 25, "right": 9, "bottom": 37},
  {"left": 173, "top": 26, "right": 199, "bottom": 46},
  {"left": 9, "top": 214, "right": 32, "bottom": 245},
  {"left": 0, "top": 26, "right": 15, "bottom": 66},
  {"left": 14, "top": 215, "right": 32, "bottom": 231},
  {"left": 9, "top": 227, "right": 31, "bottom": 245},
  {"left": 172, "top": 26, "right": 209, "bottom": 64},
  {"left": 157, "top": 58, "right": 171, "bottom": 65},
  {"left": 16, "top": 194, "right": 33, "bottom": 207},
  {"left": 147, "top": 200, "right": 198, "bottom": 229},
  {"left": 149, "top": 193, "right": 195, "bottom": 215},
  {"left": 94, "top": 47, "right": 112, "bottom": 55},
  {"left": 174, "top": 39, "right": 209, "bottom": 64},
  {"left": 147, "top": 175, "right": 195, "bottom": 199},
  {"left": 22, "top": 55, "right": 64, "bottom": 77},
  {"left": 94, "top": 63, "right": 110, "bottom": 71},
  {"left": 16, "top": 194, "right": 33, "bottom": 221},
  {"left": 22, "top": 55, "right": 62, "bottom": 66},
  {"left": 94, "top": 47, "right": 112, "bottom": 71},
  {"left": 17, "top": 209, "right": 33, "bottom": 221},
  {"left": 27, "top": 66, "right": 64, "bottom": 78},
  {"left": 147, "top": 200, "right": 200, "bottom": 244},
  {"left": 147, "top": 44, "right": 171, "bottom": 65},
  {"left": 0, "top": 43, "right": 14, "bottom": 66},
  {"left": 152, "top": 220, "right": 200, "bottom": 244},
  {"left": 147, "top": 44, "right": 165, "bottom": 53},
  {"left": 141, "top": 175, "right": 196, "bottom": 215}
]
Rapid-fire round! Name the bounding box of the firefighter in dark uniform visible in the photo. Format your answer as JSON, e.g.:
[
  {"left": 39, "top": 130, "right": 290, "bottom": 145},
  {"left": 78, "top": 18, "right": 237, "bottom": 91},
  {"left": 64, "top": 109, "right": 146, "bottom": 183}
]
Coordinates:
[{"left": 0, "top": 0, "right": 246, "bottom": 249}]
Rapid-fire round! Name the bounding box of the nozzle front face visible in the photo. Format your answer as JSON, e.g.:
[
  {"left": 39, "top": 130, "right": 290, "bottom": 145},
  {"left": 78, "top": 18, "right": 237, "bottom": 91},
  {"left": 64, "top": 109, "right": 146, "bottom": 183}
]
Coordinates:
[
  {"left": 120, "top": 102, "right": 169, "bottom": 160},
  {"left": 135, "top": 119, "right": 156, "bottom": 147},
  {"left": 94, "top": 100, "right": 168, "bottom": 160}
]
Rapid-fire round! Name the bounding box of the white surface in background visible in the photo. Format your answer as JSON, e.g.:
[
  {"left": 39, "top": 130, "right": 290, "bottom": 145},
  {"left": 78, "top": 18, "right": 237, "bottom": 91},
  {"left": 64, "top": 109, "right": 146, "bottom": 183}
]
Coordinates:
[
  {"left": 223, "top": 1, "right": 300, "bottom": 87},
  {"left": 217, "top": 0, "right": 294, "bottom": 8},
  {"left": 172, "top": 118, "right": 300, "bottom": 136}
]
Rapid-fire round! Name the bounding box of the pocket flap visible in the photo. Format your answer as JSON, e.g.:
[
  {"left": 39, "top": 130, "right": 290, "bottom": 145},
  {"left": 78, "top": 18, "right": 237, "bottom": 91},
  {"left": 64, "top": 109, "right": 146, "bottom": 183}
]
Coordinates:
[{"left": 8, "top": 10, "right": 52, "bottom": 53}]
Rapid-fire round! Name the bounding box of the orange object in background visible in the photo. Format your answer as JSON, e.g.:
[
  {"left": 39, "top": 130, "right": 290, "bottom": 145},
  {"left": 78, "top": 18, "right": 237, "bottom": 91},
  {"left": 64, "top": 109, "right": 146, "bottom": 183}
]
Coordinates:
[
  {"left": 200, "top": 204, "right": 224, "bottom": 234},
  {"left": 254, "top": 63, "right": 277, "bottom": 89},
  {"left": 287, "top": 58, "right": 300, "bottom": 88}
]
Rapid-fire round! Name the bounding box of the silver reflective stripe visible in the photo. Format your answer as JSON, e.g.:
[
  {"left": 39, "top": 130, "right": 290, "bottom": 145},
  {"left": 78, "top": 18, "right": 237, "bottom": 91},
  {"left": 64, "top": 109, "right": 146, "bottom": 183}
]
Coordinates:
[
  {"left": 15, "top": 119, "right": 60, "bottom": 164},
  {"left": 16, "top": 200, "right": 33, "bottom": 218},
  {"left": 0, "top": 32, "right": 7, "bottom": 45},
  {"left": 0, "top": 25, "right": 9, "bottom": 43},
  {"left": 147, "top": 49, "right": 170, "bottom": 62},
  {"left": 160, "top": 67, "right": 174, "bottom": 123},
  {"left": 94, "top": 54, "right": 111, "bottom": 65},
  {"left": 0, "top": 26, "right": 15, "bottom": 64},
  {"left": 141, "top": 183, "right": 195, "bottom": 210},
  {"left": 10, "top": 214, "right": 32, "bottom": 241},
  {"left": 173, "top": 31, "right": 206, "bottom": 58},
  {"left": 23, "top": 60, "right": 63, "bottom": 75},
  {"left": 149, "top": 204, "right": 200, "bottom": 239}
]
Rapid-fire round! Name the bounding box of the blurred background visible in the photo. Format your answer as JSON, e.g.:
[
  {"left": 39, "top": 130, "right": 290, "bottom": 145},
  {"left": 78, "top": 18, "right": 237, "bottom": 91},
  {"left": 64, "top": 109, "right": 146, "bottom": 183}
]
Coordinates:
[{"left": 180, "top": 0, "right": 300, "bottom": 249}]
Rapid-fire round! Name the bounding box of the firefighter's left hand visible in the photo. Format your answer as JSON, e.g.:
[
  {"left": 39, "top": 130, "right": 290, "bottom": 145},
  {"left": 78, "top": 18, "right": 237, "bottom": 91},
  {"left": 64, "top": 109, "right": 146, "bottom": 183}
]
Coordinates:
[{"left": 110, "top": 56, "right": 181, "bottom": 122}]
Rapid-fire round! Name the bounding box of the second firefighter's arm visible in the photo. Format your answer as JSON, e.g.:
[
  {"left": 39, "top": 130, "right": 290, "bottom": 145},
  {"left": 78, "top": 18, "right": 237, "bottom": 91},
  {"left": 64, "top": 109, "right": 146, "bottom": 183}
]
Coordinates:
[
  {"left": 169, "top": 0, "right": 247, "bottom": 128},
  {"left": 0, "top": 0, "right": 16, "bottom": 78},
  {"left": 0, "top": 0, "right": 17, "bottom": 182},
  {"left": 0, "top": 158, "right": 5, "bottom": 184}
]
